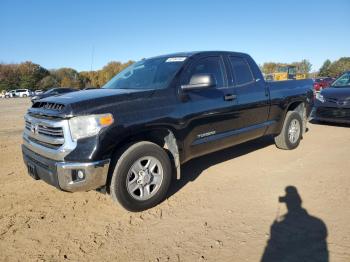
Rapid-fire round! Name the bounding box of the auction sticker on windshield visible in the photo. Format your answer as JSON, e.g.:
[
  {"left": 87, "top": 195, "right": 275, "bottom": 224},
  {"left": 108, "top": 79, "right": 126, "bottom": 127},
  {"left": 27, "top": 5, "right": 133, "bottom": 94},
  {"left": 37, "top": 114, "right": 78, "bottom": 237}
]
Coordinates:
[{"left": 166, "top": 57, "right": 187, "bottom": 62}]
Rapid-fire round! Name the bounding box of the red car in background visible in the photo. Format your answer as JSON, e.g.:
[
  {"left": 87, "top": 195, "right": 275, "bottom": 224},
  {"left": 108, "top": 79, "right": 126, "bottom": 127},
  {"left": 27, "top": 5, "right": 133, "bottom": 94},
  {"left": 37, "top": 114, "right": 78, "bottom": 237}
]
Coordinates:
[{"left": 313, "top": 77, "right": 334, "bottom": 92}]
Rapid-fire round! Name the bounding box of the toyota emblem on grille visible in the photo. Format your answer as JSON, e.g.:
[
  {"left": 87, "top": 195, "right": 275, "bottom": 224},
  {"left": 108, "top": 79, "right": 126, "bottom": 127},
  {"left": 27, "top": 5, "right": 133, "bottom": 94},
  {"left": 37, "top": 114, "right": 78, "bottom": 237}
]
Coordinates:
[
  {"left": 30, "top": 123, "right": 39, "bottom": 134},
  {"left": 337, "top": 101, "right": 345, "bottom": 106}
]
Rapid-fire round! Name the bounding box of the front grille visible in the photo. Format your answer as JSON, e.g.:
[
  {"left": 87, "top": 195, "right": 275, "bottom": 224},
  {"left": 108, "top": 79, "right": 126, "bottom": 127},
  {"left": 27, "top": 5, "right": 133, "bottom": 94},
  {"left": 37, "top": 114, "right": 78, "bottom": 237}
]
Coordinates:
[
  {"left": 326, "top": 97, "right": 350, "bottom": 106},
  {"left": 23, "top": 114, "right": 76, "bottom": 161},
  {"left": 28, "top": 136, "right": 61, "bottom": 149},
  {"left": 25, "top": 118, "right": 65, "bottom": 148},
  {"left": 38, "top": 125, "right": 63, "bottom": 138},
  {"left": 326, "top": 97, "right": 338, "bottom": 103},
  {"left": 25, "top": 121, "right": 64, "bottom": 139},
  {"left": 32, "top": 102, "right": 65, "bottom": 111},
  {"left": 316, "top": 107, "right": 350, "bottom": 119}
]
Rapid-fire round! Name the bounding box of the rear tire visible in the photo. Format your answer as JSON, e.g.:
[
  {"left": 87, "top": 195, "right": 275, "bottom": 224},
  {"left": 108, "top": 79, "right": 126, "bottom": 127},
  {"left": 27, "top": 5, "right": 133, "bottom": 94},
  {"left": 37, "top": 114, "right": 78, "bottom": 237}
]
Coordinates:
[
  {"left": 109, "top": 141, "right": 172, "bottom": 212},
  {"left": 274, "top": 111, "right": 303, "bottom": 150}
]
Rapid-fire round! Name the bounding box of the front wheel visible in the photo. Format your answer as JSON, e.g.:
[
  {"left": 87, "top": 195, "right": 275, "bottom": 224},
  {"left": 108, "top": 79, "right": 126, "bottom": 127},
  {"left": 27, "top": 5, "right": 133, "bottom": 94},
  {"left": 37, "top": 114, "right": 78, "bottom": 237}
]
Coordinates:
[
  {"left": 109, "top": 141, "right": 172, "bottom": 212},
  {"left": 274, "top": 111, "right": 303, "bottom": 150}
]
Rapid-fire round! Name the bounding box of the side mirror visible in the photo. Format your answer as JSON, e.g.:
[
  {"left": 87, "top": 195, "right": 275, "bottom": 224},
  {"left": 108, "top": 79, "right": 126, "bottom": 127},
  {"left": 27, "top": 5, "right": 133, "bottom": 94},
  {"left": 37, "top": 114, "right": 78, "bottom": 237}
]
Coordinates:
[{"left": 181, "top": 74, "right": 216, "bottom": 90}]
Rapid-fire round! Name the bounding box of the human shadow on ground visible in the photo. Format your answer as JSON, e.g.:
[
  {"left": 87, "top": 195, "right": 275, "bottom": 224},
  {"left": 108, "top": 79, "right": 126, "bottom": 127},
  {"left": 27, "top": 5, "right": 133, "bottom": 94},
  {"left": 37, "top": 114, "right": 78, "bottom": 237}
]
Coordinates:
[
  {"left": 261, "top": 186, "right": 328, "bottom": 262},
  {"left": 167, "top": 136, "right": 274, "bottom": 198}
]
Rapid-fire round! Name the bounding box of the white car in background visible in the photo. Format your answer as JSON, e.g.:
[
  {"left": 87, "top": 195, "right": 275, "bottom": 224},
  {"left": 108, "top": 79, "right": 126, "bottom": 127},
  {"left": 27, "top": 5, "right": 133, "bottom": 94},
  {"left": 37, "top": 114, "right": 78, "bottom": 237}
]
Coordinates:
[
  {"left": 14, "top": 89, "right": 30, "bottom": 97},
  {"left": 34, "top": 89, "right": 44, "bottom": 95},
  {"left": 1, "top": 90, "right": 14, "bottom": 98}
]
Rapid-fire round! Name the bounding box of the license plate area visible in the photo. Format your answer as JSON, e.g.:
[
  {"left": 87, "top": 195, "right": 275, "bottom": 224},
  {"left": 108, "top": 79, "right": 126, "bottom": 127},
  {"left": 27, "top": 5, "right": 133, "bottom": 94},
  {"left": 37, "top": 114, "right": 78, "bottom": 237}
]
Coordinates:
[{"left": 27, "top": 161, "right": 39, "bottom": 180}]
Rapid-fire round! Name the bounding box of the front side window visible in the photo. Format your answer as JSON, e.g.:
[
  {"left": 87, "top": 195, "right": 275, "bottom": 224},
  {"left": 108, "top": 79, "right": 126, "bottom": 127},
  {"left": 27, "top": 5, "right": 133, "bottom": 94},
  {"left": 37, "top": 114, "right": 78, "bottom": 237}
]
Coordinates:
[
  {"left": 332, "top": 72, "right": 350, "bottom": 87},
  {"left": 185, "top": 56, "right": 225, "bottom": 87},
  {"left": 229, "top": 56, "right": 254, "bottom": 86},
  {"left": 288, "top": 67, "right": 296, "bottom": 75},
  {"left": 103, "top": 57, "right": 186, "bottom": 90}
]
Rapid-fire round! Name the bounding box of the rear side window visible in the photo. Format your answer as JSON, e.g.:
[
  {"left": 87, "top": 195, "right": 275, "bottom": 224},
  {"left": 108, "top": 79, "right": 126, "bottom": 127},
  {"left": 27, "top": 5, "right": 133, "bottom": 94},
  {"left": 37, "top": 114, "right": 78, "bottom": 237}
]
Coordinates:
[{"left": 229, "top": 56, "right": 254, "bottom": 86}]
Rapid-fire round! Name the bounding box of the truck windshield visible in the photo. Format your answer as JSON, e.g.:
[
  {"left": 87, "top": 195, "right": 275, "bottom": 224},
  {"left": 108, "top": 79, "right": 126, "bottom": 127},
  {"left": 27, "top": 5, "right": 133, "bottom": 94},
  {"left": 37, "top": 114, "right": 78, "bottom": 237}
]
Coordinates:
[
  {"left": 331, "top": 72, "right": 350, "bottom": 88},
  {"left": 102, "top": 57, "right": 186, "bottom": 90}
]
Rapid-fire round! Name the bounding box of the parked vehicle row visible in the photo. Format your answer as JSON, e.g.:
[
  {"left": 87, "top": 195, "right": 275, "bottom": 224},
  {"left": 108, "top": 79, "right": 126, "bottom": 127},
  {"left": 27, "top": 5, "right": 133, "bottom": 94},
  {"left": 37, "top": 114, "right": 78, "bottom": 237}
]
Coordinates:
[
  {"left": 0, "top": 89, "right": 44, "bottom": 98},
  {"left": 0, "top": 88, "right": 77, "bottom": 101},
  {"left": 31, "top": 88, "right": 78, "bottom": 103},
  {"left": 313, "top": 77, "right": 335, "bottom": 92},
  {"left": 314, "top": 71, "right": 350, "bottom": 124}
]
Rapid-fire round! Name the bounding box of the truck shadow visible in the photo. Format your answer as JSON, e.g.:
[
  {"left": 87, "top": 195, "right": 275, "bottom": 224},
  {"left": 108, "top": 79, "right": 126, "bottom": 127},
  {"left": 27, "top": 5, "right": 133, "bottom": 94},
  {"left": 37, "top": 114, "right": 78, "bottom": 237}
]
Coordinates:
[
  {"left": 261, "top": 186, "right": 328, "bottom": 262},
  {"left": 167, "top": 136, "right": 274, "bottom": 198}
]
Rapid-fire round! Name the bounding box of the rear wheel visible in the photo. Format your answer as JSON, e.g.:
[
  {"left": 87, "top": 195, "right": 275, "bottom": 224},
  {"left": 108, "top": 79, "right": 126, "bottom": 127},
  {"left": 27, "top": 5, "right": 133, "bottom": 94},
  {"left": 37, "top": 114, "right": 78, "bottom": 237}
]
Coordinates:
[
  {"left": 274, "top": 111, "right": 303, "bottom": 150},
  {"left": 109, "top": 141, "right": 172, "bottom": 212}
]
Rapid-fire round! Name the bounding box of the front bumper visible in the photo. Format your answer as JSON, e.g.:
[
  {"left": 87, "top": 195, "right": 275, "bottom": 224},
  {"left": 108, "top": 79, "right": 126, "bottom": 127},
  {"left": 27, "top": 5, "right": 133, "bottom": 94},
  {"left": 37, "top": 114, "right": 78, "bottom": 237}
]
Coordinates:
[
  {"left": 314, "top": 106, "right": 350, "bottom": 124},
  {"left": 22, "top": 145, "right": 110, "bottom": 192}
]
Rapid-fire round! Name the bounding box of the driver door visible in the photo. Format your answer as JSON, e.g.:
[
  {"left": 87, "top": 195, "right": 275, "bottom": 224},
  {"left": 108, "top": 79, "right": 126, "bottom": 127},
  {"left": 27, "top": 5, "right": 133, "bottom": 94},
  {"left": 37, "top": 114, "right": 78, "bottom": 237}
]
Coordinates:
[{"left": 180, "top": 55, "right": 238, "bottom": 160}]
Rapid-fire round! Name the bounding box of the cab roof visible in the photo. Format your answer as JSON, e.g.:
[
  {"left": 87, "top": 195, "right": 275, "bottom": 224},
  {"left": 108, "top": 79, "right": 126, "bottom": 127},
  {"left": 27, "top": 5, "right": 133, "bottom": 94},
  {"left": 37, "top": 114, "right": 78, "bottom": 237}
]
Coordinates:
[{"left": 148, "top": 51, "right": 250, "bottom": 60}]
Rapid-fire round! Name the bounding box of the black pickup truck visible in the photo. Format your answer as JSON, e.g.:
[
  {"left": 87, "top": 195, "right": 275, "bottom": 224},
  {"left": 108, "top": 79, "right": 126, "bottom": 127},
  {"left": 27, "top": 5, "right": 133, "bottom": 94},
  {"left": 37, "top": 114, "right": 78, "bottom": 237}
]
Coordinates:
[{"left": 22, "top": 51, "right": 313, "bottom": 211}]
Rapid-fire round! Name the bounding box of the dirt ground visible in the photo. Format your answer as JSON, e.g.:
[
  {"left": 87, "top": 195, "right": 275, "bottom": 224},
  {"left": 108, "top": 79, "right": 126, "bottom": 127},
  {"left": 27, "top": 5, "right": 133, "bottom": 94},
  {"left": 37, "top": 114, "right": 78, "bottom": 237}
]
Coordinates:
[{"left": 0, "top": 98, "right": 349, "bottom": 262}]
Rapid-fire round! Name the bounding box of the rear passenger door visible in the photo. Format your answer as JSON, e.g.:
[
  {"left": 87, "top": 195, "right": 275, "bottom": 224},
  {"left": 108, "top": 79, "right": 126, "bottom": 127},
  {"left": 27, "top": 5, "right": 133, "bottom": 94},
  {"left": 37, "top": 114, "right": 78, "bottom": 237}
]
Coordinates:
[{"left": 226, "top": 55, "right": 270, "bottom": 137}]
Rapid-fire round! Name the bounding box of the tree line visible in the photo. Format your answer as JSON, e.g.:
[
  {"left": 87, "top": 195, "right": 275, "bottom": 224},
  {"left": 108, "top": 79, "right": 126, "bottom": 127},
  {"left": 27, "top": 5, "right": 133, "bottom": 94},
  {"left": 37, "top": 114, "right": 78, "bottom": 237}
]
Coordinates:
[
  {"left": 0, "top": 60, "right": 133, "bottom": 92},
  {"left": 261, "top": 59, "right": 312, "bottom": 75},
  {"left": 1, "top": 57, "right": 349, "bottom": 92},
  {"left": 261, "top": 57, "right": 350, "bottom": 78},
  {"left": 318, "top": 57, "right": 350, "bottom": 77}
]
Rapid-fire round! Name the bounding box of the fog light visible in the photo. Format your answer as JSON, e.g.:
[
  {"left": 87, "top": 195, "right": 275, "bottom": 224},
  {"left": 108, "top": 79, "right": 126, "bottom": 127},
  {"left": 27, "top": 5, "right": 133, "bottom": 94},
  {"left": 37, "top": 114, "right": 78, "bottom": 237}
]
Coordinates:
[{"left": 77, "top": 170, "right": 85, "bottom": 179}]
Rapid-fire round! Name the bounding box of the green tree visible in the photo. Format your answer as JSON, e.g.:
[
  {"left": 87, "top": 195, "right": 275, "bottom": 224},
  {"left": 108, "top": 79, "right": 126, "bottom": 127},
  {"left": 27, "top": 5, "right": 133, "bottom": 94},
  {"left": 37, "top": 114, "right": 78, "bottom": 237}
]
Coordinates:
[
  {"left": 79, "top": 71, "right": 99, "bottom": 87},
  {"left": 39, "top": 75, "right": 58, "bottom": 90},
  {"left": 319, "top": 59, "right": 331, "bottom": 76},
  {"left": 327, "top": 57, "right": 350, "bottom": 77},
  {"left": 0, "top": 64, "right": 20, "bottom": 91},
  {"left": 51, "top": 68, "right": 82, "bottom": 88},
  {"left": 98, "top": 60, "right": 134, "bottom": 86},
  {"left": 17, "top": 61, "right": 49, "bottom": 89},
  {"left": 262, "top": 62, "right": 278, "bottom": 75},
  {"left": 291, "top": 59, "right": 312, "bottom": 75},
  {"left": 79, "top": 60, "right": 134, "bottom": 88}
]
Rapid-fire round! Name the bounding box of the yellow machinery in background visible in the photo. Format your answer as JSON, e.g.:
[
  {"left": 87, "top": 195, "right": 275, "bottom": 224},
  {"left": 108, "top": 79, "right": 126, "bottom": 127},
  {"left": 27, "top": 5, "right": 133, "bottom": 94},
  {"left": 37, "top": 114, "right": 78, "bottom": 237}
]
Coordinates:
[{"left": 265, "top": 65, "right": 307, "bottom": 81}]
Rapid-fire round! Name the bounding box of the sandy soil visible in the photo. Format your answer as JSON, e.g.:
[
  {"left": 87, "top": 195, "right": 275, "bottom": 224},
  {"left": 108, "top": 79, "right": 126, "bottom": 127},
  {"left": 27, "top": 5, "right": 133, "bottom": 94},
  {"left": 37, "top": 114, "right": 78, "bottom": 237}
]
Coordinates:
[{"left": 0, "top": 98, "right": 349, "bottom": 262}]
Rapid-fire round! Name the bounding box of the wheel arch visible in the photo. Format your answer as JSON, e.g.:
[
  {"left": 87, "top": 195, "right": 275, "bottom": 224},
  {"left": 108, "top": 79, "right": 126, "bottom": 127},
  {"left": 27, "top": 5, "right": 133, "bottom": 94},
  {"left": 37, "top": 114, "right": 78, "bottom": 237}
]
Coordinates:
[
  {"left": 283, "top": 100, "right": 307, "bottom": 134},
  {"left": 106, "top": 127, "right": 181, "bottom": 192}
]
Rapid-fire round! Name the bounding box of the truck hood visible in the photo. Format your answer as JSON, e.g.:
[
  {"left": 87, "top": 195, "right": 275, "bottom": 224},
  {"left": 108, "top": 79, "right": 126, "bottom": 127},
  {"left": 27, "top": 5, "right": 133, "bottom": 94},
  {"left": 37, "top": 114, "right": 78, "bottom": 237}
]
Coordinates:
[
  {"left": 28, "top": 88, "right": 154, "bottom": 118},
  {"left": 321, "top": 86, "right": 350, "bottom": 100}
]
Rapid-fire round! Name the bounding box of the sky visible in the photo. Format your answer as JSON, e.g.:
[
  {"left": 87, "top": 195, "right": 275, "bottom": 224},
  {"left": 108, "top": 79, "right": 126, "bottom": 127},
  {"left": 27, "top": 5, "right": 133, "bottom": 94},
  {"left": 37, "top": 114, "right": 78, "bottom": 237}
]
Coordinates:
[{"left": 1, "top": 0, "right": 349, "bottom": 72}]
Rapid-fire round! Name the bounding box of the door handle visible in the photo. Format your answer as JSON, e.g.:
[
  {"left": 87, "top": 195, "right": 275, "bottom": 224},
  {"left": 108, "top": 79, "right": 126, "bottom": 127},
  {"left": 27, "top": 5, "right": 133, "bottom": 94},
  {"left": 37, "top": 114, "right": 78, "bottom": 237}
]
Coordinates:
[{"left": 224, "top": 94, "right": 237, "bottom": 101}]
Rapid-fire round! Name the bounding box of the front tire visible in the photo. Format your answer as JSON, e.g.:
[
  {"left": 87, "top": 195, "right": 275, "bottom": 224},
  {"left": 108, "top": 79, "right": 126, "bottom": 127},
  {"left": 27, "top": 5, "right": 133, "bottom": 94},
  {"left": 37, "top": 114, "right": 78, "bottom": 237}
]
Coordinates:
[
  {"left": 274, "top": 111, "right": 303, "bottom": 150},
  {"left": 110, "top": 141, "right": 172, "bottom": 212}
]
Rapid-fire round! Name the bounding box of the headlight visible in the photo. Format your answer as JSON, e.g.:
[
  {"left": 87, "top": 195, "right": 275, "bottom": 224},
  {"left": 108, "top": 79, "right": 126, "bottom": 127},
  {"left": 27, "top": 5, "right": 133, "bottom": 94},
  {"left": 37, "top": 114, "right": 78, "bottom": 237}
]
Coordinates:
[
  {"left": 68, "top": 113, "right": 114, "bottom": 141},
  {"left": 316, "top": 93, "right": 325, "bottom": 103}
]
